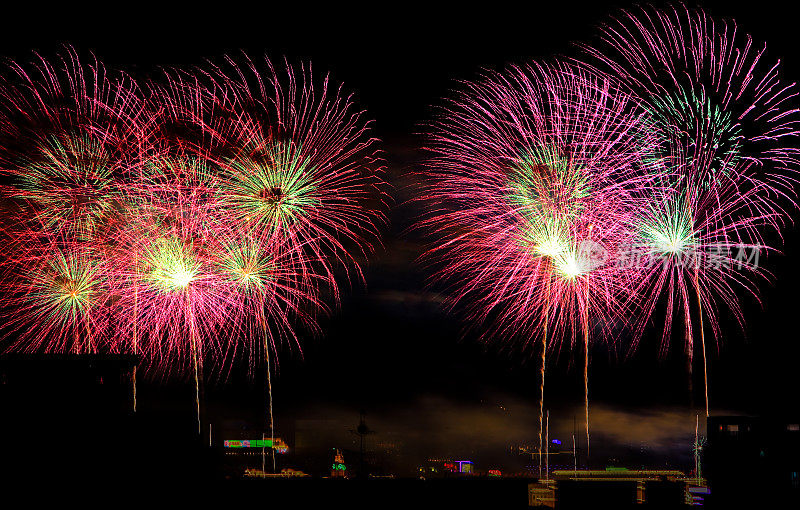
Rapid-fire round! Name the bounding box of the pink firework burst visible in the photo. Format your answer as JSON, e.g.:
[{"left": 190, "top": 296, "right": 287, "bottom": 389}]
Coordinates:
[
  {"left": 0, "top": 223, "right": 114, "bottom": 354},
  {"left": 420, "top": 61, "right": 663, "bottom": 463},
  {"left": 583, "top": 4, "right": 800, "bottom": 415},
  {"left": 110, "top": 151, "right": 234, "bottom": 374}
]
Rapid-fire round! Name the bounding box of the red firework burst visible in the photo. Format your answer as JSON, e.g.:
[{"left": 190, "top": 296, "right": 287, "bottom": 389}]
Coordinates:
[{"left": 0, "top": 48, "right": 143, "bottom": 355}]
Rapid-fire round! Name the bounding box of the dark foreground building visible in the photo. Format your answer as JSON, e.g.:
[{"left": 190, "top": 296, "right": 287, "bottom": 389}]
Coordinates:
[
  {"left": 548, "top": 469, "right": 688, "bottom": 509},
  {"left": 0, "top": 354, "right": 137, "bottom": 477},
  {"left": 0, "top": 355, "right": 221, "bottom": 487},
  {"left": 706, "top": 415, "right": 800, "bottom": 507}
]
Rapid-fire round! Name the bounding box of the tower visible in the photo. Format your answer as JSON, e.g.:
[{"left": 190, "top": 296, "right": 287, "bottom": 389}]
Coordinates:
[{"left": 331, "top": 448, "right": 347, "bottom": 478}]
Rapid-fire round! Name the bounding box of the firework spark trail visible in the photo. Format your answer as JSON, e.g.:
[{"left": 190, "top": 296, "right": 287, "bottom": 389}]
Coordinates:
[
  {"left": 538, "top": 279, "right": 548, "bottom": 478},
  {"left": 583, "top": 4, "right": 800, "bottom": 416},
  {"left": 264, "top": 322, "right": 275, "bottom": 473},
  {"left": 420, "top": 61, "right": 663, "bottom": 458}
]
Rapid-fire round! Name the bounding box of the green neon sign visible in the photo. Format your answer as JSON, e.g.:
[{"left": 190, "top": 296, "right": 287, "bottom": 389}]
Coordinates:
[{"left": 224, "top": 439, "right": 274, "bottom": 448}]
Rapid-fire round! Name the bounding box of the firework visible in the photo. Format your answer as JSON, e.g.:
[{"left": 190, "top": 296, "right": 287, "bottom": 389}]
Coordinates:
[
  {"left": 130, "top": 56, "right": 385, "bottom": 439},
  {"left": 0, "top": 47, "right": 144, "bottom": 241},
  {"left": 421, "top": 61, "right": 662, "bottom": 463},
  {"left": 0, "top": 49, "right": 143, "bottom": 360},
  {"left": 0, "top": 227, "right": 112, "bottom": 354},
  {"left": 584, "top": 4, "right": 800, "bottom": 415},
  {"left": 200, "top": 55, "right": 387, "bottom": 301}
]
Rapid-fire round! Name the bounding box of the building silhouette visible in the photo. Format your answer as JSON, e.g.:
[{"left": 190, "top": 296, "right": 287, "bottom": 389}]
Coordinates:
[{"left": 706, "top": 415, "right": 800, "bottom": 507}]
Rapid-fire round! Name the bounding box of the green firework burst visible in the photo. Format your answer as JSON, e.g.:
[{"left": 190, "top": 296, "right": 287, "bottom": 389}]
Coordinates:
[
  {"left": 218, "top": 237, "right": 275, "bottom": 293},
  {"left": 141, "top": 237, "right": 201, "bottom": 293},
  {"left": 219, "top": 141, "right": 320, "bottom": 233},
  {"left": 27, "top": 248, "right": 104, "bottom": 325},
  {"left": 16, "top": 133, "right": 117, "bottom": 237},
  {"left": 637, "top": 193, "right": 697, "bottom": 258},
  {"left": 647, "top": 87, "right": 743, "bottom": 185},
  {"left": 506, "top": 145, "right": 590, "bottom": 257}
]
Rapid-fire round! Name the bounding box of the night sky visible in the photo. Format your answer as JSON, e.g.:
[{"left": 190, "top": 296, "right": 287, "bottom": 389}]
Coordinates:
[{"left": 1, "top": 1, "right": 799, "bottom": 475}]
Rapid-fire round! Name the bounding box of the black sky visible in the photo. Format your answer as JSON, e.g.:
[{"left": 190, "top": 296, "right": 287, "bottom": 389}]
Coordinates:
[{"left": 1, "top": 1, "right": 799, "bottom": 471}]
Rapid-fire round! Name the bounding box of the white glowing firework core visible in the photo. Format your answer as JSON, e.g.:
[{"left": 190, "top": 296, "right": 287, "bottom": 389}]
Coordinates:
[
  {"left": 536, "top": 237, "right": 566, "bottom": 258},
  {"left": 168, "top": 266, "right": 196, "bottom": 289},
  {"left": 653, "top": 230, "right": 690, "bottom": 255},
  {"left": 556, "top": 252, "right": 584, "bottom": 280}
]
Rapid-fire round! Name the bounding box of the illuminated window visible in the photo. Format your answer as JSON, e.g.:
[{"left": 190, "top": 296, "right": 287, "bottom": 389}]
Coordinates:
[{"left": 787, "top": 424, "right": 800, "bottom": 432}]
